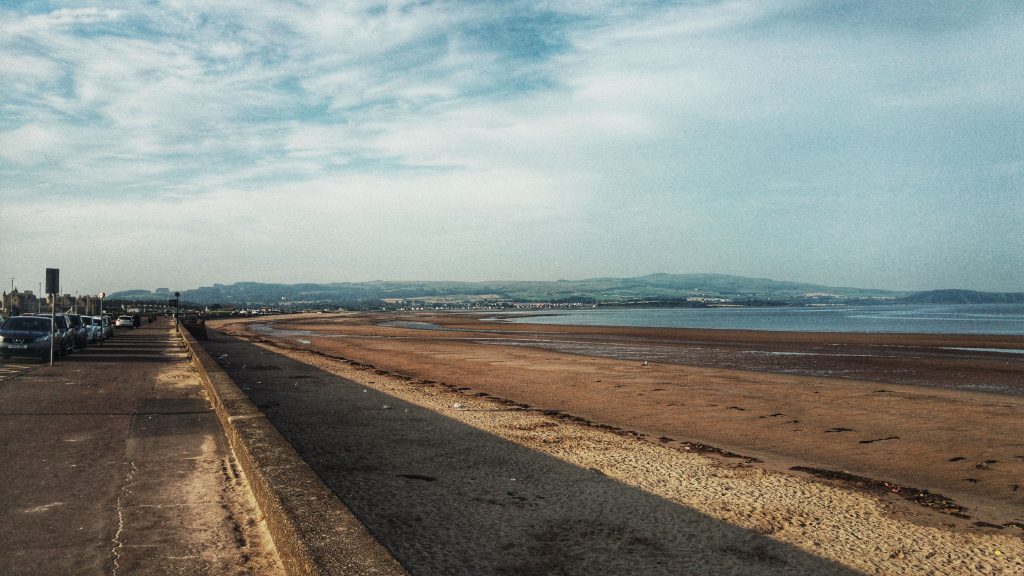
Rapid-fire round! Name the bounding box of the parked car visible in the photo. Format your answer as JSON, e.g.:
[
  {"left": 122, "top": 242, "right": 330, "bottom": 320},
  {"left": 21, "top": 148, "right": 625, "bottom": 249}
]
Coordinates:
[
  {"left": 57, "top": 314, "right": 75, "bottom": 355},
  {"left": 65, "top": 314, "right": 88, "bottom": 349},
  {"left": 82, "top": 316, "right": 102, "bottom": 343},
  {"left": 33, "top": 314, "right": 75, "bottom": 356},
  {"left": 96, "top": 316, "right": 113, "bottom": 339},
  {"left": 115, "top": 315, "right": 134, "bottom": 328},
  {"left": 1, "top": 315, "right": 62, "bottom": 361},
  {"left": 102, "top": 315, "right": 115, "bottom": 338}
]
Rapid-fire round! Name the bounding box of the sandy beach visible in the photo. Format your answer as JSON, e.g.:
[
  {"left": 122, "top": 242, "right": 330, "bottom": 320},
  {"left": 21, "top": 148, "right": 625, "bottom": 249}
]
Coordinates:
[{"left": 208, "top": 312, "right": 1024, "bottom": 574}]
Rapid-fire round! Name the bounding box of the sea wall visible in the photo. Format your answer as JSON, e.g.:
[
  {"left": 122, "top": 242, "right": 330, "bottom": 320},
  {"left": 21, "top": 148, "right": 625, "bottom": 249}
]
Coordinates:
[{"left": 178, "top": 326, "right": 408, "bottom": 576}]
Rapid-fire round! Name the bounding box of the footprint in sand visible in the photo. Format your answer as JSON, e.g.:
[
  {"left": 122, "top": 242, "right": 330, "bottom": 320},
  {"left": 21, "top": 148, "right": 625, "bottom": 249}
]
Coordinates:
[
  {"left": 949, "top": 456, "right": 967, "bottom": 462},
  {"left": 975, "top": 460, "right": 999, "bottom": 470},
  {"left": 825, "top": 427, "right": 854, "bottom": 433}
]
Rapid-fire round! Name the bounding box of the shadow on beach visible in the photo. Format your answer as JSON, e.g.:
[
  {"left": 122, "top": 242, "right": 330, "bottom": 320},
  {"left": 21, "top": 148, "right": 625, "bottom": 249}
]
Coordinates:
[{"left": 205, "top": 331, "right": 863, "bottom": 576}]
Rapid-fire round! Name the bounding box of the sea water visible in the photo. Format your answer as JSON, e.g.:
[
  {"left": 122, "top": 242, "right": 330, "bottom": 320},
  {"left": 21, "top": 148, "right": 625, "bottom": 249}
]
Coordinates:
[{"left": 495, "top": 304, "right": 1024, "bottom": 336}]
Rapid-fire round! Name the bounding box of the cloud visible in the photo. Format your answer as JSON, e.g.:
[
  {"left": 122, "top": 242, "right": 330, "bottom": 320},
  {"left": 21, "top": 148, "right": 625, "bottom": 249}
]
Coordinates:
[
  {"left": 1, "top": 1, "right": 1022, "bottom": 293},
  {"left": 0, "top": 124, "right": 66, "bottom": 165}
]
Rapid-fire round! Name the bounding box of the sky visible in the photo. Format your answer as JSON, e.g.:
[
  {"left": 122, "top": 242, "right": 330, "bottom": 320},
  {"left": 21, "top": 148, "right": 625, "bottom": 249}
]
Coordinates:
[{"left": 1, "top": 0, "right": 1022, "bottom": 295}]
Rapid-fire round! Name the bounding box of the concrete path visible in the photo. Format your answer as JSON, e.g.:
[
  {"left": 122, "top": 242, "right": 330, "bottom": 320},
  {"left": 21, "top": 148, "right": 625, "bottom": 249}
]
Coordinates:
[{"left": 0, "top": 319, "right": 282, "bottom": 576}]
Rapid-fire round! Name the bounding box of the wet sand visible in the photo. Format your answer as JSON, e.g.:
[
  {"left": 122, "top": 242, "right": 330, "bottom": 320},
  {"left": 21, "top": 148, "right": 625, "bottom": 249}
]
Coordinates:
[{"left": 209, "top": 312, "right": 1024, "bottom": 573}]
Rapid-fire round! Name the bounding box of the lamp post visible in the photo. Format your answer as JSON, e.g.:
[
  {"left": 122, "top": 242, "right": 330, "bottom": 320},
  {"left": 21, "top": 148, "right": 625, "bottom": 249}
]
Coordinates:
[{"left": 174, "top": 292, "right": 180, "bottom": 332}]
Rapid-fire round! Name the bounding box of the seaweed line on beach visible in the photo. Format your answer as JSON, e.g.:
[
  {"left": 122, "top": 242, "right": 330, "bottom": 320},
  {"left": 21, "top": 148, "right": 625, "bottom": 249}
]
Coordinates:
[{"left": 789, "top": 466, "right": 971, "bottom": 519}]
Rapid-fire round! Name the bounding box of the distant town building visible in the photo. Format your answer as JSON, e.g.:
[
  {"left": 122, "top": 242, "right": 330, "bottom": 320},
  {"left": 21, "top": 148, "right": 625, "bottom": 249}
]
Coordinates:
[{"left": 2, "top": 289, "right": 40, "bottom": 316}]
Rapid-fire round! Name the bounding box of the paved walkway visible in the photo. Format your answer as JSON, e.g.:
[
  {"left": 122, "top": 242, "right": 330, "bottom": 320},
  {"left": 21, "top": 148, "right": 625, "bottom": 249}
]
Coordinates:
[{"left": 0, "top": 319, "right": 282, "bottom": 576}]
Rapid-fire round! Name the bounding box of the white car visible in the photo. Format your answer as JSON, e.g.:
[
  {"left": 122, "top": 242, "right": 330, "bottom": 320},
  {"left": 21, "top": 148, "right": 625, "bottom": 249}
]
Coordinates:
[
  {"left": 95, "top": 316, "right": 113, "bottom": 339},
  {"left": 115, "top": 315, "right": 134, "bottom": 328},
  {"left": 82, "top": 316, "right": 101, "bottom": 343}
]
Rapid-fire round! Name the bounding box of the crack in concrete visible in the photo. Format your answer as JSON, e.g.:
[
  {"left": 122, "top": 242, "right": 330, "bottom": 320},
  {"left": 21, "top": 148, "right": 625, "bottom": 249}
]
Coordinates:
[{"left": 110, "top": 460, "right": 137, "bottom": 576}]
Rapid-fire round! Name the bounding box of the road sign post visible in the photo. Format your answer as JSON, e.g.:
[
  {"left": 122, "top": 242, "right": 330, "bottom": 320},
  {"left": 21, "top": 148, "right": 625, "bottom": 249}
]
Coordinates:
[{"left": 46, "top": 269, "right": 59, "bottom": 366}]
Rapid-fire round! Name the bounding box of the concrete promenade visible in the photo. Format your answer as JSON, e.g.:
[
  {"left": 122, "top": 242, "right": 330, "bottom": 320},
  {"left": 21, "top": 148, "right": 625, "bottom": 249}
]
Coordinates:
[{"left": 0, "top": 319, "right": 282, "bottom": 575}]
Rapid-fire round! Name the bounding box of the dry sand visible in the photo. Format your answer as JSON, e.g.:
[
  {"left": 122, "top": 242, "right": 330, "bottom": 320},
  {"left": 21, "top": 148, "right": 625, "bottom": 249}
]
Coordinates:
[
  {"left": 209, "top": 313, "right": 1024, "bottom": 575},
  {"left": 119, "top": 351, "right": 284, "bottom": 576}
]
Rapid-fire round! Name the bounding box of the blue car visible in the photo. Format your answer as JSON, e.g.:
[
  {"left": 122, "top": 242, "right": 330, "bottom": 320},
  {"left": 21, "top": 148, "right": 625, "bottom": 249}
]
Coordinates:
[{"left": 0, "top": 316, "right": 64, "bottom": 361}]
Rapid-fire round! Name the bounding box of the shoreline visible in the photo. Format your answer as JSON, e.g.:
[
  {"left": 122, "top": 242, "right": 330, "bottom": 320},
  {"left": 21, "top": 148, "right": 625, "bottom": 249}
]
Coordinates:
[
  {"left": 479, "top": 303, "right": 1024, "bottom": 336},
  {"left": 249, "top": 312, "right": 1024, "bottom": 396}
]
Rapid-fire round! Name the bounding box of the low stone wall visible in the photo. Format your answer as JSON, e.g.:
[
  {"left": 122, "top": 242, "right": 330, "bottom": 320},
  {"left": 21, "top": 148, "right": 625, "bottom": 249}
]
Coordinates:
[
  {"left": 182, "top": 319, "right": 208, "bottom": 340},
  {"left": 178, "top": 328, "right": 409, "bottom": 576}
]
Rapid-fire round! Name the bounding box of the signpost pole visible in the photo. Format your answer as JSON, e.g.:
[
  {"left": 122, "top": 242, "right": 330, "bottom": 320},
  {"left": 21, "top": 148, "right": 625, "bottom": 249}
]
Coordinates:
[
  {"left": 49, "top": 295, "right": 55, "bottom": 366},
  {"left": 45, "top": 269, "right": 59, "bottom": 367}
]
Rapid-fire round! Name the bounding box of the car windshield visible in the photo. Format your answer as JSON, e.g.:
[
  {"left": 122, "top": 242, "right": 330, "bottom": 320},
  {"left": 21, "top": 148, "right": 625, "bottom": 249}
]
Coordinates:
[{"left": 3, "top": 317, "right": 52, "bottom": 331}]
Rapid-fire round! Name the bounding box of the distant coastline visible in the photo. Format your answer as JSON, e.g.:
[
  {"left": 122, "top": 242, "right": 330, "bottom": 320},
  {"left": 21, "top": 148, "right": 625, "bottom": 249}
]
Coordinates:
[{"left": 105, "top": 273, "right": 1024, "bottom": 311}]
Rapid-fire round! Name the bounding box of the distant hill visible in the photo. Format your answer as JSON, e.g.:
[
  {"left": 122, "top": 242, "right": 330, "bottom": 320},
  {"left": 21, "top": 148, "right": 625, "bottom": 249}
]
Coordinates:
[
  {"left": 110, "top": 275, "right": 1024, "bottom": 309},
  {"left": 896, "top": 289, "right": 1024, "bottom": 305},
  {"left": 109, "top": 273, "right": 919, "bottom": 307}
]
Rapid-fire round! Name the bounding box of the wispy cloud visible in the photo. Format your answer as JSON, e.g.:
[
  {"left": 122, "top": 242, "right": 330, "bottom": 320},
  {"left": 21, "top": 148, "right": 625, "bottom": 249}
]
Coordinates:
[{"left": 2, "top": 1, "right": 1022, "bottom": 293}]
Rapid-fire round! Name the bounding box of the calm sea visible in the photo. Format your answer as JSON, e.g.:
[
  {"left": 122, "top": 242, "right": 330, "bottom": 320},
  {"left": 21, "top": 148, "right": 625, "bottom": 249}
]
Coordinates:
[{"left": 495, "top": 304, "right": 1024, "bottom": 336}]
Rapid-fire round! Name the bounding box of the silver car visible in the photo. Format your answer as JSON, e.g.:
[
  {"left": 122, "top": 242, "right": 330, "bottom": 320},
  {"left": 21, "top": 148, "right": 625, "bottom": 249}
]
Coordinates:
[
  {"left": 82, "top": 316, "right": 103, "bottom": 343},
  {"left": 97, "top": 316, "right": 113, "bottom": 340},
  {"left": 34, "top": 314, "right": 75, "bottom": 356}
]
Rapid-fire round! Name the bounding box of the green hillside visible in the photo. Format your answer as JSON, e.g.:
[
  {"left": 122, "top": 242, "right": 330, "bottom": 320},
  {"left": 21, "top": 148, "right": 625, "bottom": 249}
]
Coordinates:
[{"left": 109, "top": 273, "right": 916, "bottom": 307}]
